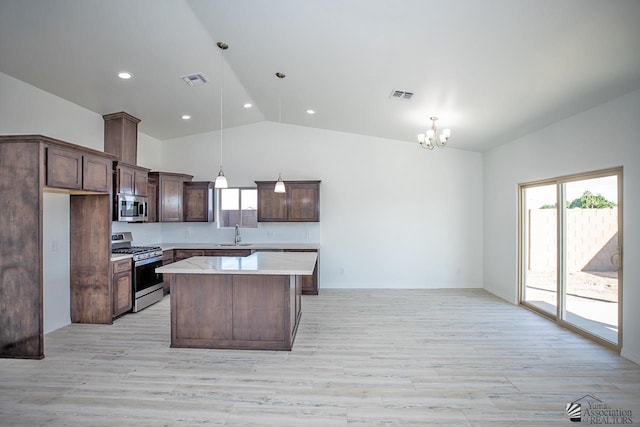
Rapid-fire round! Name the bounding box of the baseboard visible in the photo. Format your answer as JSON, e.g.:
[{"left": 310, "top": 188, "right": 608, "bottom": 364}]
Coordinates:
[
  {"left": 621, "top": 347, "right": 640, "bottom": 366},
  {"left": 483, "top": 285, "right": 517, "bottom": 305}
]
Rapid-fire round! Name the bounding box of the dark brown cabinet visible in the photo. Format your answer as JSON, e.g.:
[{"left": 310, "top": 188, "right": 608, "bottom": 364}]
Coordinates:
[
  {"left": 255, "top": 180, "right": 320, "bottom": 222},
  {"left": 173, "top": 248, "right": 252, "bottom": 261},
  {"left": 184, "top": 181, "right": 214, "bottom": 222},
  {"left": 112, "top": 258, "right": 132, "bottom": 318},
  {"left": 147, "top": 181, "right": 157, "bottom": 222},
  {"left": 161, "top": 250, "right": 174, "bottom": 295},
  {"left": 46, "top": 147, "right": 112, "bottom": 192},
  {"left": 148, "top": 172, "right": 193, "bottom": 222},
  {"left": 173, "top": 249, "right": 206, "bottom": 261},
  {"left": 206, "top": 249, "right": 252, "bottom": 257},
  {"left": 103, "top": 112, "right": 141, "bottom": 165},
  {"left": 115, "top": 163, "right": 149, "bottom": 197},
  {"left": 0, "top": 135, "right": 116, "bottom": 359}
]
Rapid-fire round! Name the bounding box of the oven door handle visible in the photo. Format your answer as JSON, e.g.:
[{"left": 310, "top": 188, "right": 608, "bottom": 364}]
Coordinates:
[{"left": 134, "top": 256, "right": 163, "bottom": 268}]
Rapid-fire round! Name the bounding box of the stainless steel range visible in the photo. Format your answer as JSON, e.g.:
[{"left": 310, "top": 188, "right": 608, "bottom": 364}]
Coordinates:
[{"left": 111, "top": 232, "right": 164, "bottom": 312}]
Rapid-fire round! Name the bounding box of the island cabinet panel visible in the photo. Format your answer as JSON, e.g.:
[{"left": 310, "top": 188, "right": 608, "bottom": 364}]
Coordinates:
[
  {"left": 172, "top": 274, "right": 233, "bottom": 342},
  {"left": 0, "top": 142, "right": 43, "bottom": 359},
  {"left": 255, "top": 180, "right": 320, "bottom": 222},
  {"left": 284, "top": 249, "right": 319, "bottom": 295},
  {"left": 232, "top": 275, "right": 287, "bottom": 342},
  {"left": 170, "top": 273, "right": 300, "bottom": 350}
]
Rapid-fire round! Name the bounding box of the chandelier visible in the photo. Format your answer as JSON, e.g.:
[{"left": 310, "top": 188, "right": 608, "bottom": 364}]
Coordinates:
[{"left": 418, "top": 116, "right": 451, "bottom": 150}]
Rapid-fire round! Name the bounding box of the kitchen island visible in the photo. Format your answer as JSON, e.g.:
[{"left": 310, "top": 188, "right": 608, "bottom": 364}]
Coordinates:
[{"left": 156, "top": 251, "right": 317, "bottom": 351}]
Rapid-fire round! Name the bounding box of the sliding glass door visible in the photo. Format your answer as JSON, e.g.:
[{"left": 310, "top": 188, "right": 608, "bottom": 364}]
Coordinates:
[
  {"left": 521, "top": 184, "right": 558, "bottom": 317},
  {"left": 519, "top": 168, "right": 622, "bottom": 348},
  {"left": 563, "top": 175, "right": 620, "bottom": 344}
]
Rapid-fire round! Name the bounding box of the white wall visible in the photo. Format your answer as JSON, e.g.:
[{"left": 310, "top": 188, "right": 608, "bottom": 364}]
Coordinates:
[
  {"left": 483, "top": 89, "right": 640, "bottom": 363},
  {"left": 42, "top": 193, "right": 70, "bottom": 333},
  {"left": 0, "top": 72, "right": 163, "bottom": 332},
  {"left": 161, "top": 121, "right": 484, "bottom": 289}
]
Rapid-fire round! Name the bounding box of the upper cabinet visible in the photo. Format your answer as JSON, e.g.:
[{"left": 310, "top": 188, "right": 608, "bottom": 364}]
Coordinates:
[
  {"left": 46, "top": 145, "right": 113, "bottom": 192},
  {"left": 255, "top": 180, "right": 320, "bottom": 222},
  {"left": 148, "top": 172, "right": 193, "bottom": 222},
  {"left": 103, "top": 112, "right": 141, "bottom": 165},
  {"left": 115, "top": 163, "right": 149, "bottom": 197},
  {"left": 184, "top": 181, "right": 215, "bottom": 222}
]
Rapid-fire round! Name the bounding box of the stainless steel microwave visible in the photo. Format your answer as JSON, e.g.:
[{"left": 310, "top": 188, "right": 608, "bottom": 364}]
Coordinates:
[{"left": 116, "top": 194, "right": 148, "bottom": 222}]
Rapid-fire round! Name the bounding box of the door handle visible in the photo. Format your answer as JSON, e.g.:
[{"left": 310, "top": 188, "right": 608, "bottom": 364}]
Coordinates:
[{"left": 610, "top": 249, "right": 621, "bottom": 270}]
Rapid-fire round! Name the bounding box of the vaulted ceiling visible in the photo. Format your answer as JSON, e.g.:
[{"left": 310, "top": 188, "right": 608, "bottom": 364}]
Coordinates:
[{"left": 1, "top": 0, "right": 639, "bottom": 151}]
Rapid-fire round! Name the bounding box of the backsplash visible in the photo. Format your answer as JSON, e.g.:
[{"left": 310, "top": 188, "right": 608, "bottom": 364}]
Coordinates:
[{"left": 112, "top": 221, "right": 320, "bottom": 246}]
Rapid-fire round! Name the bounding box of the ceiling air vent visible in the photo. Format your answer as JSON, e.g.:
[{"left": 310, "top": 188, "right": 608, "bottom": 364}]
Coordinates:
[
  {"left": 389, "top": 89, "right": 414, "bottom": 101},
  {"left": 181, "top": 73, "right": 208, "bottom": 86}
]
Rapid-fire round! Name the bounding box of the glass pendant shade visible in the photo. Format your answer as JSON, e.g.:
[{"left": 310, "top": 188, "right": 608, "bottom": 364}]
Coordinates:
[
  {"left": 214, "top": 168, "right": 228, "bottom": 189},
  {"left": 274, "top": 174, "right": 286, "bottom": 193}
]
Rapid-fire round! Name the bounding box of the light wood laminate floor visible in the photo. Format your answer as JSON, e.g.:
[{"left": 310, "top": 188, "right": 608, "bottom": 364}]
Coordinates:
[{"left": 1, "top": 289, "right": 638, "bottom": 426}]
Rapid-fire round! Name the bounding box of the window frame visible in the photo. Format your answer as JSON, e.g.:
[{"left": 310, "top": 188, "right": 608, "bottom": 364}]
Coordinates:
[{"left": 217, "top": 187, "right": 258, "bottom": 229}]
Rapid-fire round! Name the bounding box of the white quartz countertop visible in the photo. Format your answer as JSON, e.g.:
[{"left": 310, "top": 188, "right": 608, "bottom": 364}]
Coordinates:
[
  {"left": 156, "top": 251, "right": 318, "bottom": 276},
  {"left": 157, "top": 242, "right": 320, "bottom": 251}
]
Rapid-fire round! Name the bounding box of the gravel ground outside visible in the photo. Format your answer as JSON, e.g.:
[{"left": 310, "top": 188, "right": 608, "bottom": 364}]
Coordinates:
[{"left": 524, "top": 270, "right": 618, "bottom": 302}]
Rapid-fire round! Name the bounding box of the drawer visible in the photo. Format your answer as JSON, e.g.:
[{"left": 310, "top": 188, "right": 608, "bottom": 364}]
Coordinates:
[
  {"left": 162, "top": 250, "right": 174, "bottom": 262},
  {"left": 112, "top": 258, "right": 132, "bottom": 274},
  {"left": 174, "top": 249, "right": 206, "bottom": 260},
  {"left": 204, "top": 249, "right": 252, "bottom": 257}
]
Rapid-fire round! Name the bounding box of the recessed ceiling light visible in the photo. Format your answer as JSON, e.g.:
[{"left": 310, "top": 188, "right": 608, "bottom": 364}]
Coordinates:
[
  {"left": 243, "top": 103, "right": 253, "bottom": 109},
  {"left": 118, "top": 71, "right": 133, "bottom": 80},
  {"left": 306, "top": 109, "right": 316, "bottom": 115},
  {"left": 181, "top": 115, "right": 191, "bottom": 120}
]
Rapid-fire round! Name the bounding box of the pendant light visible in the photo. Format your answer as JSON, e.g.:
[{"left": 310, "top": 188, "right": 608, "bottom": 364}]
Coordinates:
[
  {"left": 274, "top": 72, "right": 286, "bottom": 193},
  {"left": 214, "top": 42, "right": 229, "bottom": 189}
]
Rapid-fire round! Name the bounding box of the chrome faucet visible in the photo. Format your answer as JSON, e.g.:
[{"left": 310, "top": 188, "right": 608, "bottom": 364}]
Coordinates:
[{"left": 234, "top": 224, "right": 241, "bottom": 246}]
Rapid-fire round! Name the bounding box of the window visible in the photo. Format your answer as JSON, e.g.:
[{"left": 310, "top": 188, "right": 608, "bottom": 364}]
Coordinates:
[{"left": 218, "top": 188, "right": 258, "bottom": 228}]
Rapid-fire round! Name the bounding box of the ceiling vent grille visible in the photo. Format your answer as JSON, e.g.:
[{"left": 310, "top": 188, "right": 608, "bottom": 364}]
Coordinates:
[
  {"left": 389, "top": 90, "right": 414, "bottom": 101},
  {"left": 181, "top": 73, "right": 208, "bottom": 86}
]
